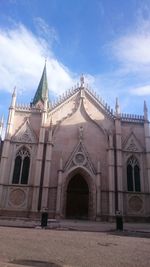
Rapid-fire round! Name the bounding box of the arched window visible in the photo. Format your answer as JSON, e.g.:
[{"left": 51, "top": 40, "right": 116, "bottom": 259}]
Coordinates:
[
  {"left": 12, "top": 147, "right": 30, "bottom": 184},
  {"left": 127, "top": 156, "right": 141, "bottom": 192}
]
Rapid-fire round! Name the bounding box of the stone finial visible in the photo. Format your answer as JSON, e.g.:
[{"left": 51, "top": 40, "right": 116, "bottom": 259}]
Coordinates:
[
  {"left": 80, "top": 87, "right": 85, "bottom": 99},
  {"left": 80, "top": 74, "right": 84, "bottom": 88},
  {"left": 79, "top": 125, "right": 83, "bottom": 141},
  {"left": 144, "top": 100, "right": 148, "bottom": 120},
  {"left": 11, "top": 87, "right": 17, "bottom": 108},
  {"left": 115, "top": 97, "right": 120, "bottom": 116}
]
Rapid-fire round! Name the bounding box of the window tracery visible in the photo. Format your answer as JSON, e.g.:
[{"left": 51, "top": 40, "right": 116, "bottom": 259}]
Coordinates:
[
  {"left": 12, "top": 147, "right": 30, "bottom": 184},
  {"left": 127, "top": 156, "right": 141, "bottom": 192}
]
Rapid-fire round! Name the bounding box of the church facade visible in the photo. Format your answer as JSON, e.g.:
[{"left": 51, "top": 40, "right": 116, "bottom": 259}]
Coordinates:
[{"left": 0, "top": 64, "right": 150, "bottom": 221}]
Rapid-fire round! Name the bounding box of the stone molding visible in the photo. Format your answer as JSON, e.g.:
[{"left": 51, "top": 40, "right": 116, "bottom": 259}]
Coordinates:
[
  {"left": 123, "top": 132, "right": 144, "bottom": 152},
  {"left": 64, "top": 141, "right": 96, "bottom": 175},
  {"left": 12, "top": 119, "right": 37, "bottom": 144}
]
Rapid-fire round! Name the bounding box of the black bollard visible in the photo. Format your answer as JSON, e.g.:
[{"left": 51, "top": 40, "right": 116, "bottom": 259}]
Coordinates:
[
  {"left": 41, "top": 210, "right": 48, "bottom": 228},
  {"left": 116, "top": 210, "right": 123, "bottom": 231}
]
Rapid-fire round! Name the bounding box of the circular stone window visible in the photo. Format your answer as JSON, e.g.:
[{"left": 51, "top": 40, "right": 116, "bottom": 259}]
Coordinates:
[{"left": 73, "top": 152, "right": 86, "bottom": 165}]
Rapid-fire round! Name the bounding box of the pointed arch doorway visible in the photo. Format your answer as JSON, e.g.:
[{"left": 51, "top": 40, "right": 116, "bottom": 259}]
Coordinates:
[{"left": 66, "top": 174, "right": 89, "bottom": 219}]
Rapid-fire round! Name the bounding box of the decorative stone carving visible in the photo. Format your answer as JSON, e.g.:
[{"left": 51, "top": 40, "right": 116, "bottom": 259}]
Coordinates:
[
  {"left": 129, "top": 196, "right": 143, "bottom": 212},
  {"left": 64, "top": 140, "right": 96, "bottom": 175},
  {"left": 9, "top": 189, "right": 26, "bottom": 206},
  {"left": 123, "top": 132, "right": 143, "bottom": 152},
  {"left": 13, "top": 119, "right": 37, "bottom": 143},
  {"left": 80, "top": 74, "right": 84, "bottom": 87},
  {"left": 127, "top": 139, "right": 138, "bottom": 152},
  {"left": 79, "top": 126, "right": 83, "bottom": 141},
  {"left": 73, "top": 152, "right": 86, "bottom": 165},
  {"left": 17, "top": 128, "right": 32, "bottom": 143}
]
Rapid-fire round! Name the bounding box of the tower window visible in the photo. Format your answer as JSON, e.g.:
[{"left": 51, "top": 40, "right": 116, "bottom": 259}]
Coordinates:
[
  {"left": 127, "top": 156, "right": 141, "bottom": 192},
  {"left": 12, "top": 147, "right": 30, "bottom": 185}
]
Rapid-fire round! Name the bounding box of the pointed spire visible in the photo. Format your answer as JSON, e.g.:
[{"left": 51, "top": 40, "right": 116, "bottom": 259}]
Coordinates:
[
  {"left": 32, "top": 61, "right": 49, "bottom": 105},
  {"left": 10, "top": 87, "right": 17, "bottom": 108},
  {"left": 115, "top": 97, "right": 120, "bottom": 116},
  {"left": 144, "top": 100, "right": 148, "bottom": 120}
]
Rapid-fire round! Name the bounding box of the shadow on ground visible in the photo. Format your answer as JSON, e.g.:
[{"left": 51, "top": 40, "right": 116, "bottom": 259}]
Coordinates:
[
  {"left": 10, "top": 259, "right": 62, "bottom": 267},
  {"left": 108, "top": 230, "right": 150, "bottom": 239}
]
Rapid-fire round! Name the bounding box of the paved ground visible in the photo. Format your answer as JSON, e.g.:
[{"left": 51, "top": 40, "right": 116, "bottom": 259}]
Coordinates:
[
  {"left": 0, "top": 221, "right": 150, "bottom": 267},
  {"left": 0, "top": 218, "right": 150, "bottom": 233}
]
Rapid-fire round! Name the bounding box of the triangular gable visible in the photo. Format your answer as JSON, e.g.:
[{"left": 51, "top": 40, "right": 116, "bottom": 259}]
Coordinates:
[
  {"left": 50, "top": 86, "right": 114, "bottom": 121},
  {"left": 12, "top": 119, "right": 37, "bottom": 143},
  {"left": 84, "top": 88, "right": 114, "bottom": 119},
  {"left": 64, "top": 140, "right": 96, "bottom": 175},
  {"left": 123, "top": 132, "right": 144, "bottom": 152}
]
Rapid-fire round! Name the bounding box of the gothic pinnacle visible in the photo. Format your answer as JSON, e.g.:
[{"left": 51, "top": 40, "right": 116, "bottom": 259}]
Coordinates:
[
  {"left": 11, "top": 86, "right": 17, "bottom": 108},
  {"left": 144, "top": 100, "right": 148, "bottom": 120},
  {"left": 115, "top": 97, "right": 120, "bottom": 116}
]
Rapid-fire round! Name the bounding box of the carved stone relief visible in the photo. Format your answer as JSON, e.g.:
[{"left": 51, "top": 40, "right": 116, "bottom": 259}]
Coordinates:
[
  {"left": 126, "top": 139, "right": 138, "bottom": 152},
  {"left": 13, "top": 120, "right": 37, "bottom": 143},
  {"left": 128, "top": 195, "right": 143, "bottom": 213},
  {"left": 64, "top": 140, "right": 96, "bottom": 175},
  {"left": 17, "top": 128, "right": 33, "bottom": 143},
  {"left": 9, "top": 189, "right": 26, "bottom": 207},
  {"left": 73, "top": 152, "right": 87, "bottom": 166}
]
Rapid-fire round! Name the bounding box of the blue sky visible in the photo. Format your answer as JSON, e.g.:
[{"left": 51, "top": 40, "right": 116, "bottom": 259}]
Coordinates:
[{"left": 1, "top": 0, "right": 150, "bottom": 128}]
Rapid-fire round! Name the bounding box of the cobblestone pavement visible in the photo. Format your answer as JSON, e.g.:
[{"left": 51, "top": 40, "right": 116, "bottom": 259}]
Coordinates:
[{"left": 0, "top": 226, "right": 150, "bottom": 267}]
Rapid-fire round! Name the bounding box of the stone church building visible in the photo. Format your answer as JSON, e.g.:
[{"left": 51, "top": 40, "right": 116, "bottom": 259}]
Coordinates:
[{"left": 0, "top": 63, "right": 150, "bottom": 221}]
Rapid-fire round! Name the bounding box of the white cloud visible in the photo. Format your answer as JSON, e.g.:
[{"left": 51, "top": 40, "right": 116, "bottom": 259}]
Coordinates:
[
  {"left": 131, "top": 84, "right": 150, "bottom": 96},
  {"left": 113, "top": 34, "right": 150, "bottom": 65},
  {"left": 111, "top": 19, "right": 150, "bottom": 74},
  {"left": 34, "top": 17, "right": 59, "bottom": 46},
  {"left": 107, "top": 16, "right": 150, "bottom": 102},
  {"left": 0, "top": 23, "right": 76, "bottom": 95}
]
